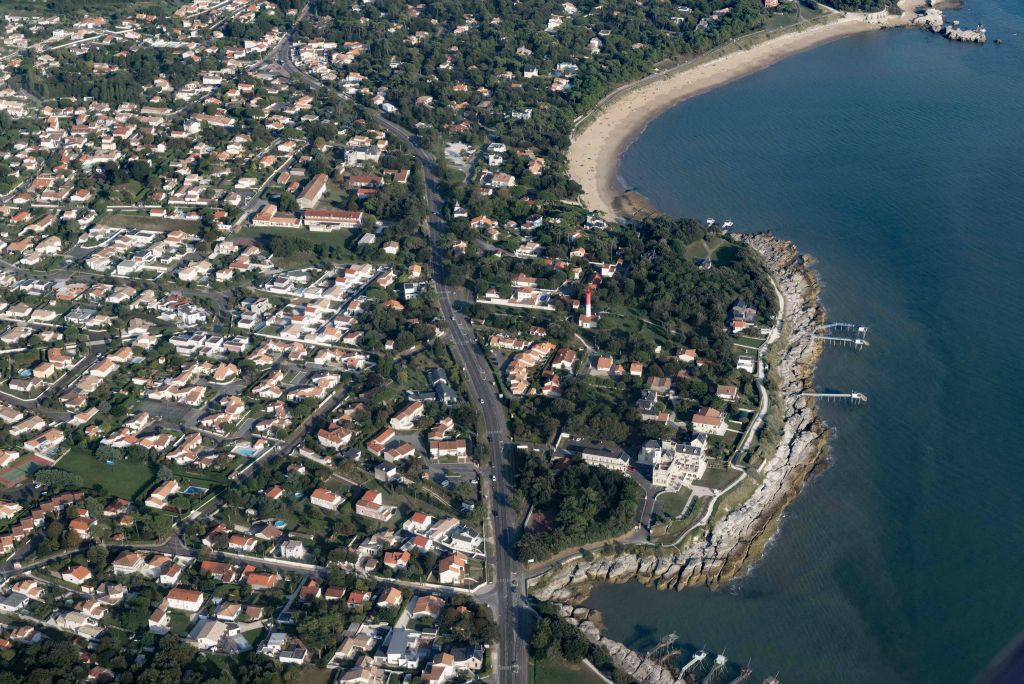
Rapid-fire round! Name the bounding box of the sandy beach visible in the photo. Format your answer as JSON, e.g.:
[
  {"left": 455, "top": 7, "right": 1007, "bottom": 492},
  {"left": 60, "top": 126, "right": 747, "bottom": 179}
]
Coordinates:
[{"left": 569, "top": 8, "right": 920, "bottom": 218}]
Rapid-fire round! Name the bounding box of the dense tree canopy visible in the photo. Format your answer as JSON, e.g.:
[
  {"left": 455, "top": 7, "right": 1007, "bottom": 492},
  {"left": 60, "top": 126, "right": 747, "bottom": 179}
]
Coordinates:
[{"left": 515, "top": 452, "right": 641, "bottom": 561}]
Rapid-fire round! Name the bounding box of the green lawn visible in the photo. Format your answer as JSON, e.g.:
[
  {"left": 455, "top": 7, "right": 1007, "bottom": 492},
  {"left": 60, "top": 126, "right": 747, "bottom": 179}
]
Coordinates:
[
  {"left": 650, "top": 496, "right": 707, "bottom": 544},
  {"left": 684, "top": 235, "right": 742, "bottom": 266},
  {"left": 290, "top": 667, "right": 332, "bottom": 684},
  {"left": 706, "top": 472, "right": 761, "bottom": 531},
  {"left": 99, "top": 212, "right": 201, "bottom": 233},
  {"left": 765, "top": 11, "right": 803, "bottom": 30},
  {"left": 237, "top": 225, "right": 359, "bottom": 261},
  {"left": 56, "top": 447, "right": 157, "bottom": 501},
  {"left": 383, "top": 484, "right": 454, "bottom": 519},
  {"left": 734, "top": 334, "right": 767, "bottom": 348},
  {"left": 168, "top": 611, "right": 191, "bottom": 636},
  {"left": 693, "top": 466, "right": 742, "bottom": 492},
  {"left": 597, "top": 304, "right": 675, "bottom": 350},
  {"left": 530, "top": 657, "right": 606, "bottom": 684},
  {"left": 657, "top": 489, "right": 692, "bottom": 518}
]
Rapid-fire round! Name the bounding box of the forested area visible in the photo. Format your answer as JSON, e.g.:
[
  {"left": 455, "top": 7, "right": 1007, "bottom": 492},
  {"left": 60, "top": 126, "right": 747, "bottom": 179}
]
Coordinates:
[
  {"left": 0, "top": 634, "right": 289, "bottom": 684},
  {"left": 0, "top": 0, "right": 173, "bottom": 15},
  {"left": 510, "top": 378, "right": 671, "bottom": 446},
  {"left": 305, "top": 0, "right": 775, "bottom": 184},
  {"left": 515, "top": 450, "right": 641, "bottom": 561},
  {"left": 594, "top": 217, "right": 777, "bottom": 375},
  {"left": 18, "top": 46, "right": 215, "bottom": 105},
  {"left": 530, "top": 603, "right": 634, "bottom": 683}
]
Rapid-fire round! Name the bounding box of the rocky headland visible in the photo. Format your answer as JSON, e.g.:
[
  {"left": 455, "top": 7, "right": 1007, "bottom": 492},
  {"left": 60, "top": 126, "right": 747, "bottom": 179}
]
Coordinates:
[
  {"left": 531, "top": 235, "right": 832, "bottom": 680},
  {"left": 912, "top": 7, "right": 987, "bottom": 43}
]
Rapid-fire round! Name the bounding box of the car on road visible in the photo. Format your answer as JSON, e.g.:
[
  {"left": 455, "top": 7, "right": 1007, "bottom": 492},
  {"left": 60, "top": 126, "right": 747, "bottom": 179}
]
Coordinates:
[
  {"left": 480, "top": 398, "right": 485, "bottom": 404},
  {"left": 491, "top": 475, "right": 497, "bottom": 482}
]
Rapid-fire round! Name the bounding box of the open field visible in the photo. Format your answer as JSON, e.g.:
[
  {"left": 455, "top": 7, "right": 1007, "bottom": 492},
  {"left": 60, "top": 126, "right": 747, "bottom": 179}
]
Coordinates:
[
  {"left": 99, "top": 212, "right": 201, "bottom": 233},
  {"left": 56, "top": 447, "right": 157, "bottom": 501},
  {"left": 693, "top": 466, "right": 742, "bottom": 492},
  {"left": 237, "top": 224, "right": 360, "bottom": 264},
  {"left": 237, "top": 224, "right": 356, "bottom": 250},
  {"left": 651, "top": 495, "right": 710, "bottom": 544},
  {"left": 530, "top": 657, "right": 607, "bottom": 684},
  {"left": 598, "top": 305, "right": 677, "bottom": 350},
  {"left": 657, "top": 488, "right": 692, "bottom": 518},
  {"left": 684, "top": 235, "right": 740, "bottom": 266}
]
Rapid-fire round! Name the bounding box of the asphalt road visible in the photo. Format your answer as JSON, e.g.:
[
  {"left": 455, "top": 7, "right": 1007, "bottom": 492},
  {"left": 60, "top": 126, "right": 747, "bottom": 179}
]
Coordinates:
[
  {"left": 261, "top": 33, "right": 532, "bottom": 681},
  {"left": 368, "top": 114, "right": 531, "bottom": 684}
]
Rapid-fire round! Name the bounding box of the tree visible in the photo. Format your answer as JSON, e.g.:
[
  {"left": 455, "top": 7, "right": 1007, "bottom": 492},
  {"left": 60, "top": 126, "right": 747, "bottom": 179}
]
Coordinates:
[
  {"left": 34, "top": 469, "right": 84, "bottom": 491},
  {"left": 279, "top": 191, "right": 299, "bottom": 213}
]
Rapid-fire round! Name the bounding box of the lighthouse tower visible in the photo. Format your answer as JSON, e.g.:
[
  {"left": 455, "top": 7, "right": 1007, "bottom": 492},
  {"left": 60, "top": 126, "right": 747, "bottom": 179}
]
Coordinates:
[{"left": 578, "top": 285, "right": 598, "bottom": 329}]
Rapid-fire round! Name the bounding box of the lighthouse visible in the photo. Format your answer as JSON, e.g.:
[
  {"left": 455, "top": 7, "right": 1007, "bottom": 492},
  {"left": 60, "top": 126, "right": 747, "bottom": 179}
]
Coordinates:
[{"left": 578, "top": 285, "right": 598, "bottom": 329}]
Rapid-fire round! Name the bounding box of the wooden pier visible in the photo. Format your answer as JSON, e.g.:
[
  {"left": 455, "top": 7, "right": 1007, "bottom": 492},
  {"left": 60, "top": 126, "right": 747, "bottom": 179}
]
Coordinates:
[
  {"left": 814, "top": 322, "right": 870, "bottom": 350},
  {"left": 800, "top": 392, "right": 868, "bottom": 405}
]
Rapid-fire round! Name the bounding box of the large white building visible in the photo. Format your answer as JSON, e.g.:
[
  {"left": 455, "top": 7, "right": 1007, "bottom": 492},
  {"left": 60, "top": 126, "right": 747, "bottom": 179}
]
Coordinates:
[
  {"left": 578, "top": 445, "right": 630, "bottom": 473},
  {"left": 638, "top": 435, "right": 708, "bottom": 491}
]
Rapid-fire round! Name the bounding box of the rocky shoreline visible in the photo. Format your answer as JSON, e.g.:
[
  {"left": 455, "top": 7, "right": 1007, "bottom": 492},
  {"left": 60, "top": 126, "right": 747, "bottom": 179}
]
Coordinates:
[
  {"left": 912, "top": 7, "right": 987, "bottom": 43},
  {"left": 532, "top": 234, "right": 832, "bottom": 680}
]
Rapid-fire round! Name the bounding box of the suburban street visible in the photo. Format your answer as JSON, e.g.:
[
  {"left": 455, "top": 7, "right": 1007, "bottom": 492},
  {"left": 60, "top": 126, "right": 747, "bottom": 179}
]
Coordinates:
[{"left": 268, "top": 28, "right": 532, "bottom": 681}]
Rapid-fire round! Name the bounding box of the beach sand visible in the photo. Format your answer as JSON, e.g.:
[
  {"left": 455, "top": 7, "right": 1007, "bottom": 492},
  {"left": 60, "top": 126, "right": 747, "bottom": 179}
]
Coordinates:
[{"left": 569, "top": 7, "right": 922, "bottom": 218}]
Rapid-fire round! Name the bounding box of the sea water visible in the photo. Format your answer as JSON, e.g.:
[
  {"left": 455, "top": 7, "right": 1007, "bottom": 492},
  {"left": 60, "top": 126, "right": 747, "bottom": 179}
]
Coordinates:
[{"left": 587, "top": 2, "right": 1024, "bottom": 682}]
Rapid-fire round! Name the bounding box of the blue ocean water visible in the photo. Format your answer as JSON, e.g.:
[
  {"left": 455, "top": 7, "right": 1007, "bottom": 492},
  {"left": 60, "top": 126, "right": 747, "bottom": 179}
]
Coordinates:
[{"left": 586, "top": 3, "right": 1024, "bottom": 682}]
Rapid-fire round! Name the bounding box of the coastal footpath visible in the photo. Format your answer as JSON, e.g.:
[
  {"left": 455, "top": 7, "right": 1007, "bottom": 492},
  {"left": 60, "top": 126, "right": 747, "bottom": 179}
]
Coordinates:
[{"left": 533, "top": 234, "right": 828, "bottom": 598}]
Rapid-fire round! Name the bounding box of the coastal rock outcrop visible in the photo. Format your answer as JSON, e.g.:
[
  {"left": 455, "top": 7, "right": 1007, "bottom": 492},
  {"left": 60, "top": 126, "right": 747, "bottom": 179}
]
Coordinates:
[
  {"left": 533, "top": 234, "right": 830, "bottom": 608},
  {"left": 570, "top": 618, "right": 677, "bottom": 684},
  {"left": 912, "top": 8, "right": 987, "bottom": 43},
  {"left": 531, "top": 235, "right": 831, "bottom": 683},
  {"left": 943, "top": 23, "right": 986, "bottom": 43}
]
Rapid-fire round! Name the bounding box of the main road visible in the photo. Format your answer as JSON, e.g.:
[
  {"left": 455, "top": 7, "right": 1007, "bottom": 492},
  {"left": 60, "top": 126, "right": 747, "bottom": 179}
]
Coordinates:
[
  {"left": 375, "top": 114, "right": 532, "bottom": 683},
  {"left": 263, "top": 31, "right": 531, "bottom": 680}
]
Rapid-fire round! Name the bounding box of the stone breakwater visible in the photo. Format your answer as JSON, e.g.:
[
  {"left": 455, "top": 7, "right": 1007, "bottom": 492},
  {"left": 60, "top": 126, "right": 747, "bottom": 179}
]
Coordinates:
[{"left": 534, "top": 234, "right": 829, "bottom": 606}]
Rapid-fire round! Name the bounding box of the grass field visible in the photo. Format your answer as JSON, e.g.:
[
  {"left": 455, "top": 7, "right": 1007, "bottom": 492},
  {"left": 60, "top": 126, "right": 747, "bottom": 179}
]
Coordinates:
[
  {"left": 650, "top": 495, "right": 710, "bottom": 545},
  {"left": 56, "top": 447, "right": 156, "bottom": 501},
  {"left": 693, "top": 466, "right": 742, "bottom": 492},
  {"left": 99, "top": 212, "right": 201, "bottom": 233},
  {"left": 657, "top": 488, "right": 692, "bottom": 518},
  {"left": 705, "top": 471, "right": 762, "bottom": 531},
  {"left": 598, "top": 305, "right": 676, "bottom": 350},
  {"left": 733, "top": 334, "right": 767, "bottom": 350},
  {"left": 530, "top": 657, "right": 607, "bottom": 684},
  {"left": 684, "top": 235, "right": 740, "bottom": 266},
  {"left": 237, "top": 224, "right": 357, "bottom": 250},
  {"left": 296, "top": 668, "right": 333, "bottom": 684},
  {"left": 236, "top": 224, "right": 364, "bottom": 267}
]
